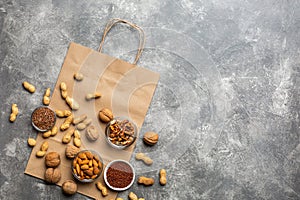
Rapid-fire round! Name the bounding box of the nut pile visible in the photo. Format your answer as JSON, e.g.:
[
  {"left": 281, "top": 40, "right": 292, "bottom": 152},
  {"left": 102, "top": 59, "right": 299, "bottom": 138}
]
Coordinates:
[
  {"left": 107, "top": 118, "right": 135, "bottom": 146},
  {"left": 72, "top": 151, "right": 102, "bottom": 181}
]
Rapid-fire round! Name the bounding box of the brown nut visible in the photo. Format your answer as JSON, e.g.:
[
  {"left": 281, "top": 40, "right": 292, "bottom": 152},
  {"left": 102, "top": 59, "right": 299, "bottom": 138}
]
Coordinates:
[
  {"left": 137, "top": 176, "right": 154, "bottom": 186},
  {"left": 86, "top": 125, "right": 99, "bottom": 141},
  {"left": 99, "top": 108, "right": 113, "bottom": 123},
  {"left": 143, "top": 131, "right": 159, "bottom": 145},
  {"left": 45, "top": 152, "right": 61, "bottom": 168},
  {"left": 27, "top": 138, "right": 36, "bottom": 147},
  {"left": 62, "top": 180, "right": 77, "bottom": 195},
  {"left": 44, "top": 168, "right": 61, "bottom": 184},
  {"left": 65, "top": 145, "right": 80, "bottom": 159}
]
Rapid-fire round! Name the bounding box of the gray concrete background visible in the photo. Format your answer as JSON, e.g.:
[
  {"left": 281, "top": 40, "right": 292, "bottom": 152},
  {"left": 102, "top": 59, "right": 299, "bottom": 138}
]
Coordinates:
[{"left": 1, "top": 0, "right": 300, "bottom": 199}]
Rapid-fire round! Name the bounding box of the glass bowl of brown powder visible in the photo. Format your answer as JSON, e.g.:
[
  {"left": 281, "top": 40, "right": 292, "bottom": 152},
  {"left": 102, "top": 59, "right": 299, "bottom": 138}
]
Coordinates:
[
  {"left": 104, "top": 159, "right": 135, "bottom": 191},
  {"left": 31, "top": 106, "right": 56, "bottom": 132}
]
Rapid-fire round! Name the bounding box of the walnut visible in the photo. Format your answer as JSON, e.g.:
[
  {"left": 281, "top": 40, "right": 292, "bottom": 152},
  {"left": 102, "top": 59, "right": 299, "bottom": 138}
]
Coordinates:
[
  {"left": 99, "top": 108, "right": 113, "bottom": 123},
  {"left": 143, "top": 131, "right": 159, "bottom": 145},
  {"left": 62, "top": 180, "right": 77, "bottom": 195},
  {"left": 86, "top": 125, "right": 99, "bottom": 141},
  {"left": 45, "top": 152, "right": 60, "bottom": 168},
  {"left": 65, "top": 145, "right": 80, "bottom": 159},
  {"left": 44, "top": 168, "right": 61, "bottom": 184}
]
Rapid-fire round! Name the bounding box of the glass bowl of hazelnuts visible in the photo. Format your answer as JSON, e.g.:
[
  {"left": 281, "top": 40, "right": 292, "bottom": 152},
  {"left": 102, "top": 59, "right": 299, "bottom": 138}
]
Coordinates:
[
  {"left": 105, "top": 117, "right": 137, "bottom": 150},
  {"left": 71, "top": 150, "right": 103, "bottom": 183}
]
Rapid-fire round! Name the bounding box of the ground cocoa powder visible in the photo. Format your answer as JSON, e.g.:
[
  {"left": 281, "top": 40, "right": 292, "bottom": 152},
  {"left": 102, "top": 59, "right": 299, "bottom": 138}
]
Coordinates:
[
  {"left": 32, "top": 107, "right": 56, "bottom": 131},
  {"left": 106, "top": 161, "right": 133, "bottom": 188}
]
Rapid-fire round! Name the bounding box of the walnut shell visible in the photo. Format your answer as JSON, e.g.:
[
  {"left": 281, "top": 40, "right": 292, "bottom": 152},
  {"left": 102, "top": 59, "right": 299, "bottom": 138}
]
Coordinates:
[
  {"left": 44, "top": 168, "right": 61, "bottom": 184},
  {"left": 99, "top": 108, "right": 113, "bottom": 123},
  {"left": 65, "top": 145, "right": 80, "bottom": 159},
  {"left": 45, "top": 152, "right": 61, "bottom": 168},
  {"left": 143, "top": 131, "right": 159, "bottom": 145},
  {"left": 62, "top": 180, "right": 77, "bottom": 195},
  {"left": 86, "top": 125, "right": 99, "bottom": 141}
]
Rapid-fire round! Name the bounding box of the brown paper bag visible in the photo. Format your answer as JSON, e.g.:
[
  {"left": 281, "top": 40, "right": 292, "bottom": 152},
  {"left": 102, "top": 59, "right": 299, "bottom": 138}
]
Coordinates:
[{"left": 25, "top": 19, "right": 159, "bottom": 200}]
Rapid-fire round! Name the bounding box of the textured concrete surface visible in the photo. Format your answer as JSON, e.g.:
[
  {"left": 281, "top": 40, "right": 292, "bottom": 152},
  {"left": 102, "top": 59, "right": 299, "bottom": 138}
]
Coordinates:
[{"left": 1, "top": 0, "right": 300, "bottom": 199}]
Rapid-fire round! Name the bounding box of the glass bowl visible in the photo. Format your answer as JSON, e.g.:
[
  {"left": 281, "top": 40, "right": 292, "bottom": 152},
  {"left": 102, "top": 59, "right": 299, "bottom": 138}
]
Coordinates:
[
  {"left": 105, "top": 117, "right": 137, "bottom": 150},
  {"left": 71, "top": 150, "right": 103, "bottom": 183},
  {"left": 104, "top": 159, "right": 135, "bottom": 191},
  {"left": 31, "top": 106, "right": 56, "bottom": 132}
]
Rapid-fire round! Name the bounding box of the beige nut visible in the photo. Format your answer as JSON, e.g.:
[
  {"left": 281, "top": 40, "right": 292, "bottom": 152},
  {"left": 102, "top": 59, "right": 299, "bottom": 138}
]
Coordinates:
[
  {"left": 27, "top": 138, "right": 36, "bottom": 147},
  {"left": 43, "top": 130, "right": 52, "bottom": 138},
  {"left": 44, "top": 168, "right": 61, "bottom": 184},
  {"left": 43, "top": 88, "right": 51, "bottom": 105},
  {"left": 143, "top": 131, "right": 159, "bottom": 145},
  {"left": 45, "top": 152, "right": 61, "bottom": 168},
  {"left": 40, "top": 141, "right": 49, "bottom": 152},
  {"left": 128, "top": 192, "right": 138, "bottom": 200},
  {"left": 23, "top": 81, "right": 35, "bottom": 93},
  {"left": 73, "top": 72, "right": 84, "bottom": 81},
  {"left": 62, "top": 180, "right": 77, "bottom": 195},
  {"left": 96, "top": 182, "right": 108, "bottom": 197},
  {"left": 65, "top": 145, "right": 80, "bottom": 159},
  {"left": 86, "top": 93, "right": 101, "bottom": 100},
  {"left": 73, "top": 114, "right": 87, "bottom": 125},
  {"left": 73, "top": 138, "right": 81, "bottom": 148},
  {"left": 66, "top": 96, "right": 79, "bottom": 110},
  {"left": 9, "top": 104, "right": 18, "bottom": 122},
  {"left": 86, "top": 125, "right": 99, "bottom": 141},
  {"left": 137, "top": 176, "right": 155, "bottom": 186},
  {"left": 99, "top": 108, "right": 113, "bottom": 123},
  {"left": 159, "top": 169, "right": 167, "bottom": 185},
  {"left": 36, "top": 151, "right": 46, "bottom": 157},
  {"left": 135, "top": 153, "right": 153, "bottom": 165},
  {"left": 51, "top": 126, "right": 58, "bottom": 136}
]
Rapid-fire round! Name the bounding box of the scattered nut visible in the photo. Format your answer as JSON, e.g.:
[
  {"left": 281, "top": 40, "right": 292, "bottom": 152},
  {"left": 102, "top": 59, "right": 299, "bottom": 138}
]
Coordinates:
[
  {"left": 66, "top": 96, "right": 79, "bottom": 110},
  {"left": 137, "top": 176, "right": 154, "bottom": 186},
  {"left": 9, "top": 104, "right": 18, "bottom": 122},
  {"left": 96, "top": 182, "right": 108, "bottom": 197},
  {"left": 23, "top": 81, "right": 35, "bottom": 93},
  {"left": 60, "top": 115, "right": 73, "bottom": 131},
  {"left": 135, "top": 153, "right": 153, "bottom": 165},
  {"left": 62, "top": 129, "right": 74, "bottom": 144},
  {"left": 86, "top": 93, "right": 101, "bottom": 100},
  {"left": 143, "top": 131, "right": 159, "bottom": 146},
  {"left": 73, "top": 130, "right": 81, "bottom": 148},
  {"left": 86, "top": 125, "right": 99, "bottom": 141},
  {"left": 43, "top": 130, "right": 52, "bottom": 138},
  {"left": 43, "top": 88, "right": 51, "bottom": 105},
  {"left": 27, "top": 138, "right": 36, "bottom": 147},
  {"left": 51, "top": 126, "right": 58, "bottom": 136},
  {"left": 107, "top": 118, "right": 135, "bottom": 146},
  {"left": 65, "top": 145, "right": 80, "bottom": 159},
  {"left": 45, "top": 152, "right": 61, "bottom": 168},
  {"left": 62, "top": 180, "right": 77, "bottom": 195},
  {"left": 99, "top": 108, "right": 113, "bottom": 123},
  {"left": 74, "top": 72, "right": 84, "bottom": 81},
  {"left": 41, "top": 141, "right": 49, "bottom": 152},
  {"left": 44, "top": 168, "right": 61, "bottom": 184},
  {"left": 159, "top": 169, "right": 167, "bottom": 185},
  {"left": 55, "top": 110, "right": 72, "bottom": 118},
  {"left": 36, "top": 150, "right": 46, "bottom": 158},
  {"left": 73, "top": 114, "right": 87, "bottom": 125},
  {"left": 76, "top": 118, "right": 92, "bottom": 130},
  {"left": 128, "top": 192, "right": 138, "bottom": 200}
]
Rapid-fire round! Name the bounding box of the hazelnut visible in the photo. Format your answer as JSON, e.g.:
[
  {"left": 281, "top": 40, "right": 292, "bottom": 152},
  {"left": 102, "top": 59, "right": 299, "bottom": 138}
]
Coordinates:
[
  {"left": 99, "top": 108, "right": 113, "bottom": 123},
  {"left": 44, "top": 168, "right": 61, "bottom": 184},
  {"left": 143, "top": 131, "right": 159, "bottom": 145},
  {"left": 62, "top": 180, "right": 77, "bottom": 195},
  {"left": 45, "top": 152, "right": 60, "bottom": 168},
  {"left": 86, "top": 125, "right": 99, "bottom": 141},
  {"left": 65, "top": 145, "right": 80, "bottom": 159}
]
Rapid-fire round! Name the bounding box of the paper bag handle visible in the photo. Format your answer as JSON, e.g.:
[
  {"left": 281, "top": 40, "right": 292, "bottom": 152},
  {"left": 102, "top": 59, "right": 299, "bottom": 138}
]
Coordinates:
[{"left": 98, "top": 18, "right": 145, "bottom": 65}]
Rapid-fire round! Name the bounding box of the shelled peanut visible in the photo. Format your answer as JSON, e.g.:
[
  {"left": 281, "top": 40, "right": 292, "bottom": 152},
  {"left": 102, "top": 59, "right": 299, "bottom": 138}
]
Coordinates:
[{"left": 72, "top": 151, "right": 102, "bottom": 180}]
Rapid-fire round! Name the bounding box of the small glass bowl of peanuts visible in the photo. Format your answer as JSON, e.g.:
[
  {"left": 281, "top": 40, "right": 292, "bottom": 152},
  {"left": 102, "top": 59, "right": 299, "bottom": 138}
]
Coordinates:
[
  {"left": 105, "top": 117, "right": 137, "bottom": 150},
  {"left": 71, "top": 150, "right": 103, "bottom": 183}
]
